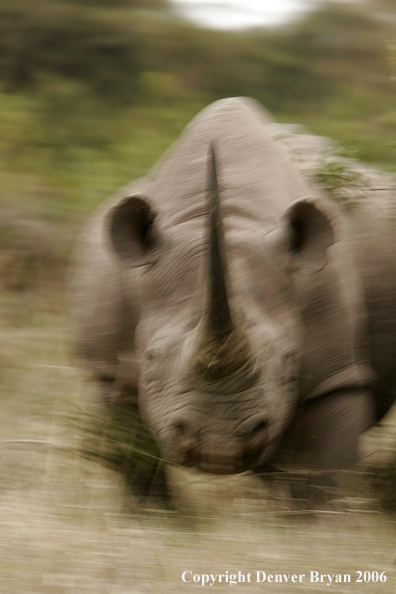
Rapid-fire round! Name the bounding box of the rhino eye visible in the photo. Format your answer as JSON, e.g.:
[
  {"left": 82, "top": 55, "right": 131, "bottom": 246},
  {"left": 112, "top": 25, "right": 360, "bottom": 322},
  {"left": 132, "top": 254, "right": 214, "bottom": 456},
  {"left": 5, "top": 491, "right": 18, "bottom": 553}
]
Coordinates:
[
  {"left": 145, "top": 349, "right": 156, "bottom": 361},
  {"left": 145, "top": 341, "right": 163, "bottom": 361}
]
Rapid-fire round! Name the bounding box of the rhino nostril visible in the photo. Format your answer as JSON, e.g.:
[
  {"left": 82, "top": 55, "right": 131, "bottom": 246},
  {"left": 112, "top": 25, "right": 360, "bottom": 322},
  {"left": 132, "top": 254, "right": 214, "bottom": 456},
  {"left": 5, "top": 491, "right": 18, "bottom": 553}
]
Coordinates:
[
  {"left": 170, "top": 414, "right": 200, "bottom": 459},
  {"left": 241, "top": 416, "right": 270, "bottom": 457},
  {"left": 252, "top": 419, "right": 268, "bottom": 436}
]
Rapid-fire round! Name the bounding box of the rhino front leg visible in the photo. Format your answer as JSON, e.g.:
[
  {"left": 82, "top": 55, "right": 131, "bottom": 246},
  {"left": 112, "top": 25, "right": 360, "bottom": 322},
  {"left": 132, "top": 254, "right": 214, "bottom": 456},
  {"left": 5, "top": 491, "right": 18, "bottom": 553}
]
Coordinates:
[
  {"left": 95, "top": 378, "right": 172, "bottom": 508},
  {"left": 280, "top": 390, "right": 375, "bottom": 469},
  {"left": 259, "top": 391, "right": 375, "bottom": 505},
  {"left": 122, "top": 438, "right": 171, "bottom": 509}
]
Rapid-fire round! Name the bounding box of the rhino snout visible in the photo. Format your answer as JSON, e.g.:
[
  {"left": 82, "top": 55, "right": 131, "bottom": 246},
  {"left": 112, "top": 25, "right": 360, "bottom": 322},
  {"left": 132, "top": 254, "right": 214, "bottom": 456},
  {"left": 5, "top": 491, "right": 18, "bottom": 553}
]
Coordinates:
[{"left": 168, "top": 412, "right": 270, "bottom": 474}]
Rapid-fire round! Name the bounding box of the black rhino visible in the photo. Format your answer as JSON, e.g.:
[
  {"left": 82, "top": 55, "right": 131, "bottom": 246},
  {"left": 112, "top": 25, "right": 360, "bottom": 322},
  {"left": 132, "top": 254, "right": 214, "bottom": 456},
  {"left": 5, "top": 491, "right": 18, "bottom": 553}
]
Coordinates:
[{"left": 70, "top": 97, "right": 396, "bottom": 504}]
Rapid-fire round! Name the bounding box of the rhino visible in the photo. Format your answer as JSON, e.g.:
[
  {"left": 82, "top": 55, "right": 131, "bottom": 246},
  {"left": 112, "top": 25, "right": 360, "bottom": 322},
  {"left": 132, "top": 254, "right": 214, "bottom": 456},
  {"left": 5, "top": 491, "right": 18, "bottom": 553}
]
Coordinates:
[{"left": 70, "top": 97, "right": 396, "bottom": 504}]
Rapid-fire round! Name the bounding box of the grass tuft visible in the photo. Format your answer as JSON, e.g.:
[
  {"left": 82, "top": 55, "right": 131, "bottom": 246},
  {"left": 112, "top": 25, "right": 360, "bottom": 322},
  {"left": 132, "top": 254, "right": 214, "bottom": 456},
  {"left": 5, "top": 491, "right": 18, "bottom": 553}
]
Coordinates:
[
  {"left": 70, "top": 396, "right": 171, "bottom": 506},
  {"left": 310, "top": 160, "right": 369, "bottom": 208}
]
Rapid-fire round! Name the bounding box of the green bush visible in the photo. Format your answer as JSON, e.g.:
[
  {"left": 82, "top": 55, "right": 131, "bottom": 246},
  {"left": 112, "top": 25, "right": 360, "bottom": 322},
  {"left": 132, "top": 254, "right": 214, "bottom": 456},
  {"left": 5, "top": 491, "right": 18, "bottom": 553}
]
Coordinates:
[
  {"left": 0, "top": 0, "right": 396, "bottom": 303},
  {"left": 0, "top": 0, "right": 145, "bottom": 99}
]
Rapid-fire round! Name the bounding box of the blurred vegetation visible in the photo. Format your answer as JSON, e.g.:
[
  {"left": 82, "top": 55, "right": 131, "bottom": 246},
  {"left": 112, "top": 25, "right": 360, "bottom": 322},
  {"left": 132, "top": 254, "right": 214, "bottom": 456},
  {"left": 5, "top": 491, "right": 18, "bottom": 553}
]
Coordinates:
[
  {"left": 310, "top": 161, "right": 368, "bottom": 208},
  {"left": 0, "top": 2, "right": 395, "bottom": 281}
]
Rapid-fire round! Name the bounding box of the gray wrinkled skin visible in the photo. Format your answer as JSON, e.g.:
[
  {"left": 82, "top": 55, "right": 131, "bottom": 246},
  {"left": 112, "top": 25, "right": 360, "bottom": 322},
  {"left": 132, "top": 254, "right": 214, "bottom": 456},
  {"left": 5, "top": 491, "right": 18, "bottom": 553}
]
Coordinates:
[{"left": 70, "top": 98, "right": 396, "bottom": 498}]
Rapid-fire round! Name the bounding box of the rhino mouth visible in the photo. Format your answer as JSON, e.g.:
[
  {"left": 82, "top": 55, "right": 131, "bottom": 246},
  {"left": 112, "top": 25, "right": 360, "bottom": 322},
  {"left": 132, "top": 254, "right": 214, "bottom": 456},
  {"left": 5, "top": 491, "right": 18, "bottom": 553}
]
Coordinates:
[
  {"left": 170, "top": 410, "right": 272, "bottom": 475},
  {"left": 193, "top": 448, "right": 268, "bottom": 475}
]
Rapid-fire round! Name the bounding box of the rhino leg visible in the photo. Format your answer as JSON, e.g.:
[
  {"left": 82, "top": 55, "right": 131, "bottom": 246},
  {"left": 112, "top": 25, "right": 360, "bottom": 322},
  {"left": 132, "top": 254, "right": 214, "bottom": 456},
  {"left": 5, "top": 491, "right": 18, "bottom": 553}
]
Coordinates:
[
  {"left": 280, "top": 391, "right": 375, "bottom": 468},
  {"left": 258, "top": 391, "right": 375, "bottom": 505},
  {"left": 96, "top": 379, "right": 172, "bottom": 508}
]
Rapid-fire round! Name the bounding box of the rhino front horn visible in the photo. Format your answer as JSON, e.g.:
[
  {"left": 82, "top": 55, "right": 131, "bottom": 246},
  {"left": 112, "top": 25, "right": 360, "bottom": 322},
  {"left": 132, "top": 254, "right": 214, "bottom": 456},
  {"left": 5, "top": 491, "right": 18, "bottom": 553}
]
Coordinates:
[
  {"left": 205, "top": 142, "right": 234, "bottom": 340},
  {"left": 191, "top": 143, "right": 259, "bottom": 392}
]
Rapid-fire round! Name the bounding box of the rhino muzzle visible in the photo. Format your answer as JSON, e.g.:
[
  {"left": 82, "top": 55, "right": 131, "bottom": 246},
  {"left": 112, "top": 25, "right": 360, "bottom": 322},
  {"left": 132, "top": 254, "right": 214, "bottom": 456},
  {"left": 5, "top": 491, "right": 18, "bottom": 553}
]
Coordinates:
[{"left": 168, "top": 410, "right": 271, "bottom": 474}]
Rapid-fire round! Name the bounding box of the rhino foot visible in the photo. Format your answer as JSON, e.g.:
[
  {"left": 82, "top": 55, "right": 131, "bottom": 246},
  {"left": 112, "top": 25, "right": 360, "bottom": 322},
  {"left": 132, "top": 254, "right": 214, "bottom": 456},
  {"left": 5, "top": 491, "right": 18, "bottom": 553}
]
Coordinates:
[
  {"left": 255, "top": 391, "right": 376, "bottom": 509},
  {"left": 123, "top": 458, "right": 173, "bottom": 510}
]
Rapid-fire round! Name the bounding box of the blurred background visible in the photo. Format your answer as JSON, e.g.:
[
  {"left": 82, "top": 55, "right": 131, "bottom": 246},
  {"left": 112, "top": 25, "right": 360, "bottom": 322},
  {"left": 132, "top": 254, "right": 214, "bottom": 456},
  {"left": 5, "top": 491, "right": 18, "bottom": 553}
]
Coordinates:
[
  {"left": 1, "top": 1, "right": 396, "bottom": 591},
  {"left": 1, "top": 0, "right": 396, "bottom": 312},
  {"left": 1, "top": 0, "right": 396, "bottom": 315}
]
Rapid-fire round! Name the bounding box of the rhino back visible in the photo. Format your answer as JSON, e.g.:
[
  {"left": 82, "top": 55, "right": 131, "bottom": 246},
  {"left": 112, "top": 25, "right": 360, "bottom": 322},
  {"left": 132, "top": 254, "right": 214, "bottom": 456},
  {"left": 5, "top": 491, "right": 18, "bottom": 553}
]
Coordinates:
[
  {"left": 140, "top": 97, "right": 313, "bottom": 230},
  {"left": 270, "top": 119, "right": 396, "bottom": 420}
]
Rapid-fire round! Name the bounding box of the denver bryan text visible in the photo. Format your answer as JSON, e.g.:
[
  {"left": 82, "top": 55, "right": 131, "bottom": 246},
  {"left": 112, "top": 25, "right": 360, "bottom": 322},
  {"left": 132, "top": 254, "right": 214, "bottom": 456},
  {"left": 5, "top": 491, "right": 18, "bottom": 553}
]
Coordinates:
[{"left": 181, "top": 571, "right": 357, "bottom": 586}]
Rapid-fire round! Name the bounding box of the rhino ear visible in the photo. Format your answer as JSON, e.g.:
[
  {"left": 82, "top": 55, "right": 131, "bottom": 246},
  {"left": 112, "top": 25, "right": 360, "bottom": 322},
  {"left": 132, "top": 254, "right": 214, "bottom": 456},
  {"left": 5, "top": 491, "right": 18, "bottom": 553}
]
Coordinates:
[
  {"left": 107, "top": 195, "right": 160, "bottom": 266},
  {"left": 284, "top": 199, "right": 334, "bottom": 270}
]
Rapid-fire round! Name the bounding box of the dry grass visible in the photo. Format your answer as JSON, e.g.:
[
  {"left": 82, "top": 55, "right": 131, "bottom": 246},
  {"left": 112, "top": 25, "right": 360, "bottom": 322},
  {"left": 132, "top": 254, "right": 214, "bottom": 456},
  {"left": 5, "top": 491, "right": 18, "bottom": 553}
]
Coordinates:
[{"left": 0, "top": 309, "right": 396, "bottom": 592}]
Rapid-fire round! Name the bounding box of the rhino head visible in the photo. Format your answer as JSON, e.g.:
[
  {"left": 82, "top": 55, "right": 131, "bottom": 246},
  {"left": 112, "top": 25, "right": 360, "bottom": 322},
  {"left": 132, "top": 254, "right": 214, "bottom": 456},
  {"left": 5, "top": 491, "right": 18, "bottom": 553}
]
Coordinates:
[{"left": 106, "top": 140, "right": 334, "bottom": 475}]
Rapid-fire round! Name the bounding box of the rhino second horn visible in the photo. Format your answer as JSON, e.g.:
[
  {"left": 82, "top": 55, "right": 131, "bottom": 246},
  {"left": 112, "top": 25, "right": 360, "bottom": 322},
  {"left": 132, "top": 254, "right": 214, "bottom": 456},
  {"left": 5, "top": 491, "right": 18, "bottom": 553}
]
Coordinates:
[{"left": 191, "top": 143, "right": 259, "bottom": 391}]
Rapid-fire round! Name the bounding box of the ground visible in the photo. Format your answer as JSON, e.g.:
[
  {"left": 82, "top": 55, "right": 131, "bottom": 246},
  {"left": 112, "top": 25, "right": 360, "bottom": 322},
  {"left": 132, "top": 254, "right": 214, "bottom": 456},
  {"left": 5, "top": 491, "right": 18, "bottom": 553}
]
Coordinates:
[{"left": 0, "top": 307, "right": 396, "bottom": 593}]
